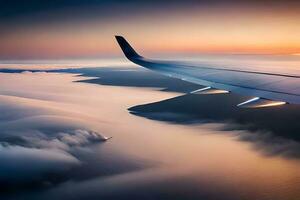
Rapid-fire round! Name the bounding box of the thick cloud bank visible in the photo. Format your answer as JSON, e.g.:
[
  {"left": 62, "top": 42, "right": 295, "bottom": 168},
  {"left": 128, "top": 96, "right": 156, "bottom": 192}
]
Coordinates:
[
  {"left": 0, "top": 90, "right": 109, "bottom": 188},
  {"left": 0, "top": 123, "right": 107, "bottom": 185},
  {"left": 0, "top": 144, "right": 79, "bottom": 182}
]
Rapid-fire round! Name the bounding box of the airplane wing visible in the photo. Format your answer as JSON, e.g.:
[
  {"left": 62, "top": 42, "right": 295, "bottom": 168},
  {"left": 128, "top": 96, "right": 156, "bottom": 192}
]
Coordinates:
[{"left": 115, "top": 35, "right": 300, "bottom": 107}]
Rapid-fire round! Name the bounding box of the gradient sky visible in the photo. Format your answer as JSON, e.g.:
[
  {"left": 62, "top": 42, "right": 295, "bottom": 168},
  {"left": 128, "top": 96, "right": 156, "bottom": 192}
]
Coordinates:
[{"left": 1, "top": 0, "right": 300, "bottom": 59}]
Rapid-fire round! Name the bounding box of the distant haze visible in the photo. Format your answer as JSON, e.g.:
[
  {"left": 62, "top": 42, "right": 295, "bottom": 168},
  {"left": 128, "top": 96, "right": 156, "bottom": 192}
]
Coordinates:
[{"left": 0, "top": 0, "right": 300, "bottom": 59}]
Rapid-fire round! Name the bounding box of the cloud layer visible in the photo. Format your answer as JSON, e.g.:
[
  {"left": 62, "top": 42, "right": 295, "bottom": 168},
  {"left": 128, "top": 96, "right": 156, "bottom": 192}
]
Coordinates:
[{"left": 0, "top": 94, "right": 108, "bottom": 188}]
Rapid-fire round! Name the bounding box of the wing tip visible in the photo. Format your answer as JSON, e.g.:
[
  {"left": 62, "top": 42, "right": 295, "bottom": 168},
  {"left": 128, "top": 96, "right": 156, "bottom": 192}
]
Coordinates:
[
  {"left": 115, "top": 35, "right": 141, "bottom": 60},
  {"left": 115, "top": 35, "right": 123, "bottom": 40}
]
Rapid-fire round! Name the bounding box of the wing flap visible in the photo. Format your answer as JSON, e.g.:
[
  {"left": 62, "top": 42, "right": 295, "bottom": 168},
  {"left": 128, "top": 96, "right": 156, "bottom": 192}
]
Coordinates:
[{"left": 237, "top": 97, "right": 286, "bottom": 108}]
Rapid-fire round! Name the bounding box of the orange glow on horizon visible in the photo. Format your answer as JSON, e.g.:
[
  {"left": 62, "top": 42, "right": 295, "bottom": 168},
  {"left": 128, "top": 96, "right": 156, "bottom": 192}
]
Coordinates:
[{"left": 0, "top": 5, "right": 300, "bottom": 59}]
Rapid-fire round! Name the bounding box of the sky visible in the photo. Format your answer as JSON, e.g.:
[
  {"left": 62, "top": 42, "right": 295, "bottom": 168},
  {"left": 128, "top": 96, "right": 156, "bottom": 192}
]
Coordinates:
[{"left": 1, "top": 0, "right": 300, "bottom": 59}]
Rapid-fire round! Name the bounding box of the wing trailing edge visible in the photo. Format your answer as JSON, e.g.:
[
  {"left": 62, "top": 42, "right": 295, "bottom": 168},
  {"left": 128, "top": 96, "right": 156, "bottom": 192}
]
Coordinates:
[
  {"left": 190, "top": 87, "right": 229, "bottom": 94},
  {"left": 237, "top": 97, "right": 286, "bottom": 108}
]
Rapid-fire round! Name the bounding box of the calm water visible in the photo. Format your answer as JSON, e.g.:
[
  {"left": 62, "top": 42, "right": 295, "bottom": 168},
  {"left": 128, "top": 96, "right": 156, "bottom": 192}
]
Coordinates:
[{"left": 0, "top": 55, "right": 300, "bottom": 199}]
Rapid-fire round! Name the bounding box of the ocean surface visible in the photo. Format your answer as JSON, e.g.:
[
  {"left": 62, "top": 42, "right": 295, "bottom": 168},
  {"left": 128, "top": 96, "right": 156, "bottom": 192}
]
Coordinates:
[{"left": 0, "top": 55, "right": 299, "bottom": 200}]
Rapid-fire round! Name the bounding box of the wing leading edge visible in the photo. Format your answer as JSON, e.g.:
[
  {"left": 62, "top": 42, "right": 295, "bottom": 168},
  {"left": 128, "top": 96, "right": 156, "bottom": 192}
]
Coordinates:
[{"left": 115, "top": 35, "right": 300, "bottom": 106}]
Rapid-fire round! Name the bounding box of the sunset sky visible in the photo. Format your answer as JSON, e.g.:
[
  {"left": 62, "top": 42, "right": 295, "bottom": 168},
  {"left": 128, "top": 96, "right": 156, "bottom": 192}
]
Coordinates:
[{"left": 1, "top": 0, "right": 300, "bottom": 59}]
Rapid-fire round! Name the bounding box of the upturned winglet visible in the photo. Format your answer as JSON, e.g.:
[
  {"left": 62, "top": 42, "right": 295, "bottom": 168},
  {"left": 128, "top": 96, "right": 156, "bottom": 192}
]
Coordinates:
[{"left": 115, "top": 36, "right": 142, "bottom": 61}]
